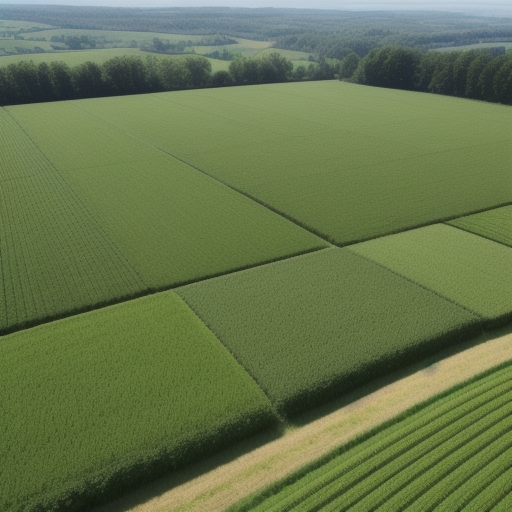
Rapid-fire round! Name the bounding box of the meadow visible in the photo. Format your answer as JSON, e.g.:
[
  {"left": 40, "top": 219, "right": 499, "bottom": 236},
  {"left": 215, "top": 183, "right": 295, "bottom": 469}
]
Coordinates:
[
  {"left": 229, "top": 361, "right": 512, "bottom": 512},
  {"left": 1, "top": 80, "right": 511, "bottom": 512}
]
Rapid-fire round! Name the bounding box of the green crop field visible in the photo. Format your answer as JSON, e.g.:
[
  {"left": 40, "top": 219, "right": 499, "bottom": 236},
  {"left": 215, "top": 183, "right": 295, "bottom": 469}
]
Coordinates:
[
  {"left": 71, "top": 81, "right": 512, "bottom": 245},
  {"left": 1, "top": 79, "right": 511, "bottom": 512},
  {"left": 177, "top": 248, "right": 481, "bottom": 415},
  {"left": 447, "top": 205, "right": 512, "bottom": 247},
  {"left": 230, "top": 362, "right": 512, "bottom": 512},
  {"left": 1, "top": 101, "right": 325, "bottom": 334},
  {"left": 0, "top": 39, "right": 63, "bottom": 54},
  {"left": 350, "top": 224, "right": 512, "bottom": 328},
  {"left": 0, "top": 292, "right": 276, "bottom": 512}
]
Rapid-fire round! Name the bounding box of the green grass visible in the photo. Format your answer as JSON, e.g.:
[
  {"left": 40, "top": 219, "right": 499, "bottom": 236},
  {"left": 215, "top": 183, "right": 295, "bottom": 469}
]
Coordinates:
[
  {"left": 350, "top": 224, "right": 512, "bottom": 327},
  {"left": 447, "top": 204, "right": 512, "bottom": 247},
  {"left": 177, "top": 247, "right": 481, "bottom": 415},
  {"left": 1, "top": 101, "right": 325, "bottom": 333},
  {"left": 0, "top": 291, "right": 276, "bottom": 512},
  {"left": 228, "top": 362, "right": 512, "bottom": 512},
  {"left": 70, "top": 81, "right": 512, "bottom": 245}
]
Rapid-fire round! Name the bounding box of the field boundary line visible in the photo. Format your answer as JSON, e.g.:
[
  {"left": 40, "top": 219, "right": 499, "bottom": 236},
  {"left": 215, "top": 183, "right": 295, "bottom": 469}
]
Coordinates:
[
  {"left": 90, "top": 328, "right": 512, "bottom": 512},
  {"left": 346, "top": 245, "right": 488, "bottom": 324},
  {"left": 69, "top": 100, "right": 511, "bottom": 248},
  {"left": 69, "top": 101, "right": 335, "bottom": 245}
]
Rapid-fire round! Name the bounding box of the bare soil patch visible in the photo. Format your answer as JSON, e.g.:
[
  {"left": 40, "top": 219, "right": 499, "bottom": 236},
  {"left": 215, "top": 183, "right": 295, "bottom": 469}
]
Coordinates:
[{"left": 93, "top": 326, "right": 512, "bottom": 512}]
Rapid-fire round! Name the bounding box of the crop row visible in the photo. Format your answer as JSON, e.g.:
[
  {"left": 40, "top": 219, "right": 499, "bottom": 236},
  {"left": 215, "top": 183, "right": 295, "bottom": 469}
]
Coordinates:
[
  {"left": 0, "top": 109, "right": 144, "bottom": 334},
  {"left": 229, "top": 362, "right": 512, "bottom": 511},
  {"left": 0, "top": 292, "right": 276, "bottom": 512}
]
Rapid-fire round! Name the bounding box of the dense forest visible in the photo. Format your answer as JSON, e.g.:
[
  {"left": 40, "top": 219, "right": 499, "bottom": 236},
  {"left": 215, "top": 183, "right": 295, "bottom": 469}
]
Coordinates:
[
  {"left": 0, "top": 5, "right": 511, "bottom": 105},
  {"left": 3, "top": 4, "right": 512, "bottom": 50}
]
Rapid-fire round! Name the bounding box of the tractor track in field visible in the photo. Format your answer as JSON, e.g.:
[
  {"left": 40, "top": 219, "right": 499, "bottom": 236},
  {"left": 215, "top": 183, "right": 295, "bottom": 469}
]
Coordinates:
[{"left": 92, "top": 327, "right": 512, "bottom": 512}]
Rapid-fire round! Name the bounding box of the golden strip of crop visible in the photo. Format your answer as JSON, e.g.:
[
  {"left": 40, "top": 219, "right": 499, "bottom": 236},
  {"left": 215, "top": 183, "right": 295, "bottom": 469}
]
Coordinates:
[{"left": 94, "top": 327, "right": 512, "bottom": 512}]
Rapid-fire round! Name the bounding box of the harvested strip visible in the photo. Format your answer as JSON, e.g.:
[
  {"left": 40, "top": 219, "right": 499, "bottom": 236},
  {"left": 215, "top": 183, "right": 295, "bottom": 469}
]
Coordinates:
[
  {"left": 350, "top": 223, "right": 512, "bottom": 328},
  {"left": 447, "top": 204, "right": 512, "bottom": 247}
]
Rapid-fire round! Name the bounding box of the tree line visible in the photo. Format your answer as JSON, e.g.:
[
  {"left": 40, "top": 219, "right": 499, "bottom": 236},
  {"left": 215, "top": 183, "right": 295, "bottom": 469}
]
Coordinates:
[
  {"left": 343, "top": 46, "right": 512, "bottom": 105},
  {"left": 0, "top": 53, "right": 320, "bottom": 106}
]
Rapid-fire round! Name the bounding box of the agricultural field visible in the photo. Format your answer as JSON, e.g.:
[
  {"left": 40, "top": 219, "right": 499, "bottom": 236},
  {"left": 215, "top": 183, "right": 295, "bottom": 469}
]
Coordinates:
[
  {"left": 447, "top": 204, "right": 512, "bottom": 247},
  {"left": 72, "top": 81, "right": 512, "bottom": 245},
  {"left": 1, "top": 79, "right": 511, "bottom": 512},
  {"left": 350, "top": 224, "right": 512, "bottom": 328},
  {"left": 0, "top": 292, "right": 276, "bottom": 512},
  {"left": 177, "top": 248, "right": 481, "bottom": 415},
  {"left": 1, "top": 101, "right": 325, "bottom": 334},
  {"left": 0, "top": 38, "right": 64, "bottom": 55},
  {"left": 230, "top": 361, "right": 512, "bottom": 512},
  {"left": 13, "top": 28, "right": 207, "bottom": 47}
]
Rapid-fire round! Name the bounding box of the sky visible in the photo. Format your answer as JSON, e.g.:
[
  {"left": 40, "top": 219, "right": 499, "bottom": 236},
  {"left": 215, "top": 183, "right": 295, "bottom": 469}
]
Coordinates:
[{"left": 0, "top": 0, "right": 510, "bottom": 12}]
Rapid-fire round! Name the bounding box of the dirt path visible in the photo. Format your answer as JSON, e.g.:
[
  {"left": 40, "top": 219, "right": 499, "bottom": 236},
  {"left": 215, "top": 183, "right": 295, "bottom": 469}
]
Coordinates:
[{"left": 94, "top": 327, "right": 512, "bottom": 512}]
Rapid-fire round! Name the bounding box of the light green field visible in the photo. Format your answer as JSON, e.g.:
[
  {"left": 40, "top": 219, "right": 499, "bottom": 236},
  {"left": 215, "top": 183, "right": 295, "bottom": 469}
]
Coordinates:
[
  {"left": 350, "top": 224, "right": 512, "bottom": 327},
  {"left": 447, "top": 204, "right": 512, "bottom": 247},
  {"left": 1, "top": 101, "right": 325, "bottom": 333},
  {"left": 0, "top": 39, "right": 63, "bottom": 54},
  {"left": 230, "top": 362, "right": 512, "bottom": 512},
  {"left": 0, "top": 47, "right": 229, "bottom": 71},
  {"left": 0, "top": 19, "right": 53, "bottom": 31},
  {"left": 177, "top": 247, "right": 480, "bottom": 415},
  {"left": 72, "top": 81, "right": 512, "bottom": 245},
  {"left": 0, "top": 292, "right": 276, "bottom": 512},
  {"left": 190, "top": 37, "right": 272, "bottom": 58},
  {"left": 433, "top": 42, "right": 512, "bottom": 52},
  {"left": 21, "top": 28, "right": 206, "bottom": 46}
]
